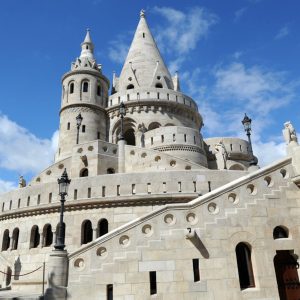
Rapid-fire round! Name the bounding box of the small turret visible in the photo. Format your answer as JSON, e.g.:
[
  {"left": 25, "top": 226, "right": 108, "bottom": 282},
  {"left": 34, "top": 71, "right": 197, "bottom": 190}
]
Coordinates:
[{"left": 55, "top": 30, "right": 110, "bottom": 162}]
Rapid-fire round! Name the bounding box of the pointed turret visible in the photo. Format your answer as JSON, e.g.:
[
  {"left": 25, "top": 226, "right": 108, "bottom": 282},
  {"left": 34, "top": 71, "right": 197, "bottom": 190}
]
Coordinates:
[
  {"left": 71, "top": 29, "right": 100, "bottom": 71},
  {"left": 116, "top": 10, "right": 174, "bottom": 92},
  {"left": 80, "top": 29, "right": 94, "bottom": 59}
]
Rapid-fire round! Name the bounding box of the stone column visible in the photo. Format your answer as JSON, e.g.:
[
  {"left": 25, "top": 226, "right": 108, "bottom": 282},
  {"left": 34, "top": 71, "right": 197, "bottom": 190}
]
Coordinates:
[
  {"left": 44, "top": 250, "right": 69, "bottom": 300},
  {"left": 118, "top": 139, "right": 126, "bottom": 173},
  {"left": 93, "top": 227, "right": 98, "bottom": 240}
]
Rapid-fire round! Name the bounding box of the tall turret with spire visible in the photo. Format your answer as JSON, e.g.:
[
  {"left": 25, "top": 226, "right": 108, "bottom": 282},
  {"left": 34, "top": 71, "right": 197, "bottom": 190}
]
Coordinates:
[
  {"left": 55, "top": 30, "right": 110, "bottom": 162},
  {"left": 107, "top": 10, "right": 207, "bottom": 167}
]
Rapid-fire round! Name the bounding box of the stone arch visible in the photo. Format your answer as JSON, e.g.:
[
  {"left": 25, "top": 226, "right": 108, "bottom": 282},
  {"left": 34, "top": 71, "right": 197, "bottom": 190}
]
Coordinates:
[
  {"left": 236, "top": 242, "right": 255, "bottom": 289},
  {"left": 148, "top": 122, "right": 161, "bottom": 131},
  {"left": 2, "top": 229, "right": 10, "bottom": 251},
  {"left": 229, "top": 163, "right": 245, "bottom": 171},
  {"left": 107, "top": 168, "right": 115, "bottom": 174},
  {"left": 81, "top": 220, "right": 93, "bottom": 245},
  {"left": 112, "top": 117, "right": 136, "bottom": 145},
  {"left": 273, "top": 225, "right": 289, "bottom": 239},
  {"left": 29, "top": 225, "right": 40, "bottom": 249},
  {"left": 43, "top": 224, "right": 53, "bottom": 247},
  {"left": 80, "top": 168, "right": 88, "bottom": 177},
  {"left": 97, "top": 218, "right": 108, "bottom": 238},
  {"left": 82, "top": 80, "right": 89, "bottom": 93},
  {"left": 11, "top": 228, "right": 19, "bottom": 250},
  {"left": 69, "top": 81, "right": 75, "bottom": 94}
]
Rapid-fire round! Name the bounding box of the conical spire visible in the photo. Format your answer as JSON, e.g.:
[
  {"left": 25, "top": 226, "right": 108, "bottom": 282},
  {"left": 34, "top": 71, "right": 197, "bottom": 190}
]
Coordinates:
[
  {"left": 80, "top": 29, "right": 94, "bottom": 59},
  {"left": 117, "top": 10, "right": 174, "bottom": 91}
]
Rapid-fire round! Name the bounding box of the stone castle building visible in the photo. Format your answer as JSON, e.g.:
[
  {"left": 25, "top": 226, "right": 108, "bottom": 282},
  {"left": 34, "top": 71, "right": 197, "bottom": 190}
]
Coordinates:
[{"left": 0, "top": 10, "right": 300, "bottom": 300}]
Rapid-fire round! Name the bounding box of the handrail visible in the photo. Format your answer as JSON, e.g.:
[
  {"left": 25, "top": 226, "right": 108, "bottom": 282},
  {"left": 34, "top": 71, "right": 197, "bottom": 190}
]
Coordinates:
[{"left": 69, "top": 156, "right": 292, "bottom": 258}]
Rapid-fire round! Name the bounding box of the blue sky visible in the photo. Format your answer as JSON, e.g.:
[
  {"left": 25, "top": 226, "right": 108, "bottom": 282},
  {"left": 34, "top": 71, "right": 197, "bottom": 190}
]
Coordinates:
[{"left": 0, "top": 0, "right": 300, "bottom": 193}]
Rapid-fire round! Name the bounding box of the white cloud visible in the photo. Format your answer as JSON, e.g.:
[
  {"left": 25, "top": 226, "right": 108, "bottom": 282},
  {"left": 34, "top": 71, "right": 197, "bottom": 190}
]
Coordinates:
[
  {"left": 0, "top": 179, "right": 17, "bottom": 194},
  {"left": 108, "top": 35, "right": 130, "bottom": 64},
  {"left": 214, "top": 62, "right": 294, "bottom": 116},
  {"left": 252, "top": 140, "right": 286, "bottom": 166},
  {"left": 275, "top": 25, "right": 290, "bottom": 40},
  {"left": 0, "top": 114, "right": 57, "bottom": 175},
  {"left": 234, "top": 7, "right": 248, "bottom": 22},
  {"left": 153, "top": 6, "right": 218, "bottom": 70}
]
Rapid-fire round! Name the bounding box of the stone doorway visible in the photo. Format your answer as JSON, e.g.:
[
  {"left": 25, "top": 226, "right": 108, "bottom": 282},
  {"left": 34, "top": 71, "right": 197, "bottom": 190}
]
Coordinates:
[{"left": 274, "top": 250, "right": 300, "bottom": 300}]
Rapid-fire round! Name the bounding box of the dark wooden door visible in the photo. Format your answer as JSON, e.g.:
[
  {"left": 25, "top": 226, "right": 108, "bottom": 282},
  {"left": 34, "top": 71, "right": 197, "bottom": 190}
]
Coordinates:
[{"left": 274, "top": 250, "right": 300, "bottom": 300}]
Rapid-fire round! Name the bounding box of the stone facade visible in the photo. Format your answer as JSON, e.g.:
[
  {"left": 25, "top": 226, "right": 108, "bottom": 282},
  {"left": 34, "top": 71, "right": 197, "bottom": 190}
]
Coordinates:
[{"left": 0, "top": 10, "right": 299, "bottom": 300}]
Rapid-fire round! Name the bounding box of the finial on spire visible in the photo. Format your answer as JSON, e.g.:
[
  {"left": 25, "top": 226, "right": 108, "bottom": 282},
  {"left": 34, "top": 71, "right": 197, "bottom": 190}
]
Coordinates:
[{"left": 140, "top": 9, "right": 146, "bottom": 18}]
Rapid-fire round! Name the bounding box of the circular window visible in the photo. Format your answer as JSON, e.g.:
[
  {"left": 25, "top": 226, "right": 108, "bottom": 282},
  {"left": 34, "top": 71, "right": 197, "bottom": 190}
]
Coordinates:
[
  {"left": 155, "top": 156, "right": 161, "bottom": 162},
  {"left": 246, "top": 184, "right": 257, "bottom": 195},
  {"left": 280, "top": 169, "right": 289, "bottom": 179},
  {"left": 186, "top": 212, "right": 198, "bottom": 225},
  {"left": 228, "top": 193, "right": 239, "bottom": 204},
  {"left": 96, "top": 247, "right": 108, "bottom": 258},
  {"left": 207, "top": 202, "right": 219, "bottom": 214},
  {"left": 264, "top": 176, "right": 273, "bottom": 187},
  {"left": 119, "top": 235, "right": 130, "bottom": 247},
  {"left": 130, "top": 150, "right": 135, "bottom": 155},
  {"left": 88, "top": 146, "right": 94, "bottom": 151},
  {"left": 77, "top": 148, "right": 83, "bottom": 153},
  {"left": 164, "top": 214, "right": 176, "bottom": 225},
  {"left": 170, "top": 160, "right": 176, "bottom": 167},
  {"left": 103, "top": 146, "right": 108, "bottom": 152},
  {"left": 74, "top": 258, "right": 85, "bottom": 269},
  {"left": 58, "top": 164, "right": 64, "bottom": 169},
  {"left": 141, "top": 152, "right": 147, "bottom": 158},
  {"left": 142, "top": 224, "right": 153, "bottom": 237}
]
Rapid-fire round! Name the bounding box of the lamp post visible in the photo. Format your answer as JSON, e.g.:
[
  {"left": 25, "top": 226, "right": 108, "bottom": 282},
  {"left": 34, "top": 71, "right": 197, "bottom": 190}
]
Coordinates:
[
  {"left": 242, "top": 113, "right": 256, "bottom": 166},
  {"left": 54, "top": 169, "right": 71, "bottom": 251},
  {"left": 76, "top": 113, "right": 83, "bottom": 145},
  {"left": 118, "top": 102, "right": 126, "bottom": 140}
]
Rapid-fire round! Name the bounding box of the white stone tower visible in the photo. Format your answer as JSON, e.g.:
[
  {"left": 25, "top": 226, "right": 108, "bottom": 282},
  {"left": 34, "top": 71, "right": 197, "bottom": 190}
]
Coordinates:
[
  {"left": 108, "top": 11, "right": 207, "bottom": 166},
  {"left": 56, "top": 30, "right": 110, "bottom": 161}
]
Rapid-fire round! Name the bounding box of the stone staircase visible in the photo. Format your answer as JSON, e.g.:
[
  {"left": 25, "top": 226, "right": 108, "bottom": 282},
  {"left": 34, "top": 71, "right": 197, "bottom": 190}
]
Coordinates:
[{"left": 68, "top": 156, "right": 295, "bottom": 285}]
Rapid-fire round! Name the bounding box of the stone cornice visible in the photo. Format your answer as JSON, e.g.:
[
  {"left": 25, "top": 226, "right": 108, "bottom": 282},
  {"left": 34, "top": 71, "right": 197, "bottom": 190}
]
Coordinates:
[
  {"left": 0, "top": 193, "right": 197, "bottom": 221},
  {"left": 60, "top": 103, "right": 107, "bottom": 115},
  {"left": 106, "top": 100, "right": 202, "bottom": 126},
  {"left": 62, "top": 69, "right": 110, "bottom": 86}
]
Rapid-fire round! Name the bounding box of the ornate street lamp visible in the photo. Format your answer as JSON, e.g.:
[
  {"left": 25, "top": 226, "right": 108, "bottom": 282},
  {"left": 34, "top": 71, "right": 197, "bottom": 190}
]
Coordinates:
[
  {"left": 118, "top": 102, "right": 126, "bottom": 140},
  {"left": 242, "top": 113, "right": 256, "bottom": 165},
  {"left": 54, "top": 169, "right": 71, "bottom": 251},
  {"left": 76, "top": 113, "right": 83, "bottom": 145}
]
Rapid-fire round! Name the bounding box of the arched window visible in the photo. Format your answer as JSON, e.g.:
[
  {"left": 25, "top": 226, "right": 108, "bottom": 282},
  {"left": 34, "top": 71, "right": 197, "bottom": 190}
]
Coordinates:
[
  {"left": 11, "top": 228, "right": 19, "bottom": 250},
  {"left": 107, "top": 168, "right": 115, "bottom": 174},
  {"left": 55, "top": 222, "right": 65, "bottom": 245},
  {"left": 155, "top": 83, "right": 163, "bottom": 88},
  {"left": 148, "top": 122, "right": 161, "bottom": 131},
  {"left": 97, "top": 84, "right": 101, "bottom": 96},
  {"left": 82, "top": 81, "right": 89, "bottom": 93},
  {"left": 98, "top": 219, "right": 108, "bottom": 237},
  {"left": 124, "top": 128, "right": 135, "bottom": 146},
  {"left": 43, "top": 224, "right": 53, "bottom": 247},
  {"left": 81, "top": 220, "right": 93, "bottom": 245},
  {"left": 2, "top": 229, "right": 10, "bottom": 251},
  {"left": 235, "top": 242, "right": 255, "bottom": 290},
  {"left": 69, "top": 82, "right": 74, "bottom": 94},
  {"left": 127, "top": 84, "right": 134, "bottom": 90},
  {"left": 30, "top": 225, "right": 40, "bottom": 249},
  {"left": 80, "top": 168, "right": 89, "bottom": 177},
  {"left": 273, "top": 226, "right": 288, "bottom": 239}
]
